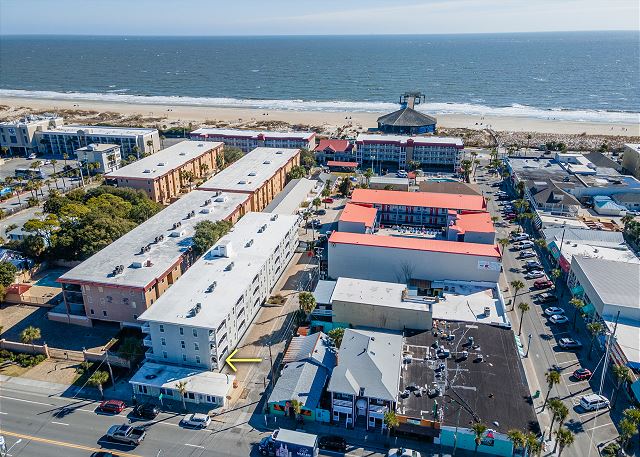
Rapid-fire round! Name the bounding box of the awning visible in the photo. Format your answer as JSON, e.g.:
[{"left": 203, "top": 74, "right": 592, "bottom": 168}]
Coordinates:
[
  {"left": 327, "top": 161, "right": 358, "bottom": 168},
  {"left": 631, "top": 380, "right": 640, "bottom": 403}
]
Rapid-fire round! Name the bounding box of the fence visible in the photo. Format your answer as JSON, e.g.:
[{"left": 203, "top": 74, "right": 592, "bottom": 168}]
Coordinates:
[
  {"left": 0, "top": 339, "right": 49, "bottom": 357},
  {"left": 1, "top": 340, "right": 130, "bottom": 369}
]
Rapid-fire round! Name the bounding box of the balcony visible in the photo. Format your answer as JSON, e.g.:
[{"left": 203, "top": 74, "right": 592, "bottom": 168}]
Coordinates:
[
  {"left": 141, "top": 322, "right": 151, "bottom": 333},
  {"left": 311, "top": 308, "right": 332, "bottom": 317},
  {"left": 145, "top": 347, "right": 154, "bottom": 357},
  {"left": 143, "top": 336, "right": 153, "bottom": 347},
  {"left": 332, "top": 399, "right": 352, "bottom": 408}
]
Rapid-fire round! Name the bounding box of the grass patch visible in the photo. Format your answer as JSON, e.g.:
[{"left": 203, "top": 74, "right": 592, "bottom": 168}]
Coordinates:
[
  {"left": 0, "top": 361, "right": 31, "bottom": 377},
  {"left": 72, "top": 361, "right": 95, "bottom": 387}
]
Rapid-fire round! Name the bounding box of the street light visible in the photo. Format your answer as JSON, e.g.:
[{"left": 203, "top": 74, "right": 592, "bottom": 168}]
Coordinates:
[
  {"left": 525, "top": 333, "right": 532, "bottom": 358},
  {"left": 2, "top": 438, "right": 22, "bottom": 457}
]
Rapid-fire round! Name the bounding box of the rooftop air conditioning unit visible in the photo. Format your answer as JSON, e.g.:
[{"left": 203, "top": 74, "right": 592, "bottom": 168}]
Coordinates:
[
  {"left": 263, "top": 160, "right": 271, "bottom": 164},
  {"left": 215, "top": 196, "right": 227, "bottom": 202},
  {"left": 248, "top": 172, "right": 257, "bottom": 176},
  {"left": 132, "top": 258, "right": 149, "bottom": 268},
  {"left": 225, "top": 262, "right": 235, "bottom": 271},
  {"left": 245, "top": 239, "right": 254, "bottom": 248},
  {"left": 206, "top": 282, "right": 217, "bottom": 293},
  {"left": 201, "top": 208, "right": 214, "bottom": 214},
  {"left": 271, "top": 214, "right": 279, "bottom": 221},
  {"left": 157, "top": 162, "right": 166, "bottom": 166},
  {"left": 143, "top": 169, "right": 152, "bottom": 173},
  {"left": 170, "top": 229, "right": 185, "bottom": 237}
]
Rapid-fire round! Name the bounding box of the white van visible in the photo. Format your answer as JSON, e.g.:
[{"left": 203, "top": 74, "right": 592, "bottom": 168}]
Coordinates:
[{"left": 579, "top": 394, "right": 610, "bottom": 411}]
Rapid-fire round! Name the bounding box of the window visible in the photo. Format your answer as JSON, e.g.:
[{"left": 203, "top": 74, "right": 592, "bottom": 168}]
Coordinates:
[
  {"left": 162, "top": 351, "right": 168, "bottom": 359},
  {"left": 159, "top": 324, "right": 164, "bottom": 333},
  {"left": 160, "top": 388, "right": 172, "bottom": 396},
  {"left": 161, "top": 338, "right": 166, "bottom": 346},
  {"left": 102, "top": 310, "right": 107, "bottom": 317},
  {"left": 182, "top": 354, "right": 187, "bottom": 361},
  {"left": 179, "top": 327, "right": 184, "bottom": 335},
  {"left": 181, "top": 340, "right": 185, "bottom": 349},
  {"left": 192, "top": 328, "right": 198, "bottom": 337},
  {"left": 194, "top": 343, "right": 199, "bottom": 351},
  {"left": 133, "top": 314, "right": 138, "bottom": 319},
  {"left": 195, "top": 356, "right": 201, "bottom": 364},
  {"left": 90, "top": 309, "right": 95, "bottom": 315},
  {"left": 137, "top": 384, "right": 148, "bottom": 394}
]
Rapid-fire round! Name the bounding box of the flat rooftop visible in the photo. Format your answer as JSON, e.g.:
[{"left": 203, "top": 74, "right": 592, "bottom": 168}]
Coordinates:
[
  {"left": 369, "top": 176, "right": 409, "bottom": 185},
  {"left": 76, "top": 143, "right": 120, "bottom": 153},
  {"left": 538, "top": 214, "right": 589, "bottom": 229},
  {"left": 451, "top": 212, "right": 495, "bottom": 234},
  {"left": 130, "top": 361, "right": 233, "bottom": 398},
  {"left": 339, "top": 203, "right": 377, "bottom": 227},
  {"left": 356, "top": 134, "right": 463, "bottom": 147},
  {"left": 604, "top": 318, "right": 640, "bottom": 368},
  {"left": 199, "top": 147, "right": 299, "bottom": 193},
  {"left": 331, "top": 277, "right": 431, "bottom": 313},
  {"left": 554, "top": 241, "right": 639, "bottom": 266},
  {"left": 430, "top": 280, "right": 508, "bottom": 326},
  {"left": 106, "top": 140, "right": 223, "bottom": 180},
  {"left": 509, "top": 158, "right": 582, "bottom": 184},
  {"left": 573, "top": 256, "right": 640, "bottom": 309},
  {"left": 263, "top": 177, "right": 317, "bottom": 215},
  {"left": 399, "top": 325, "right": 538, "bottom": 434},
  {"left": 58, "top": 190, "right": 249, "bottom": 289},
  {"left": 139, "top": 212, "right": 299, "bottom": 328},
  {"left": 40, "top": 125, "right": 157, "bottom": 136},
  {"left": 329, "top": 231, "right": 501, "bottom": 258},
  {"left": 191, "top": 128, "right": 314, "bottom": 140},
  {"left": 351, "top": 188, "right": 486, "bottom": 211}
]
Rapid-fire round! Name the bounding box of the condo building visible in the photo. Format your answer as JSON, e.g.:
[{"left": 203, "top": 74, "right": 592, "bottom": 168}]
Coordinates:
[
  {"left": 56, "top": 190, "right": 251, "bottom": 326},
  {"left": 138, "top": 212, "right": 299, "bottom": 371},
  {"left": 355, "top": 134, "right": 463, "bottom": 171},
  {"left": 106, "top": 140, "right": 224, "bottom": 203},
  {"left": 35, "top": 125, "right": 160, "bottom": 157},
  {"left": 75, "top": 143, "right": 122, "bottom": 174},
  {"left": 199, "top": 147, "right": 301, "bottom": 211},
  {"left": 190, "top": 128, "right": 316, "bottom": 152},
  {"left": 0, "top": 114, "right": 64, "bottom": 155}
]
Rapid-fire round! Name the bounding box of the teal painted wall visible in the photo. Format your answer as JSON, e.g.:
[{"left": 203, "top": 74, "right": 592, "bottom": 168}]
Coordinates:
[
  {"left": 440, "top": 427, "right": 515, "bottom": 457},
  {"left": 268, "top": 401, "right": 317, "bottom": 422}
]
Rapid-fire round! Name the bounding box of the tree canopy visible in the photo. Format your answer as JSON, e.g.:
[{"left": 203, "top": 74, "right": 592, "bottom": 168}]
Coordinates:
[
  {"left": 192, "top": 220, "right": 233, "bottom": 256},
  {"left": 223, "top": 147, "right": 244, "bottom": 168},
  {"left": 0, "top": 261, "right": 18, "bottom": 287}
]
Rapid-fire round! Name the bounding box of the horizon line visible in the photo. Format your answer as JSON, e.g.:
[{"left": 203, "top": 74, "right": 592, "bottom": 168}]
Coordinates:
[{"left": 1, "top": 29, "right": 638, "bottom": 38}]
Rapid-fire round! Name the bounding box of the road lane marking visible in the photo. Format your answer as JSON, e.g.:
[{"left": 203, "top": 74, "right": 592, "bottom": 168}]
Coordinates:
[
  {"left": 0, "top": 430, "right": 142, "bottom": 457},
  {"left": 0, "top": 411, "right": 8, "bottom": 415},
  {"left": 50, "top": 421, "right": 69, "bottom": 426},
  {"left": 185, "top": 443, "right": 205, "bottom": 448},
  {"left": 584, "top": 422, "right": 614, "bottom": 432},
  {"left": 0, "top": 395, "right": 51, "bottom": 407}
]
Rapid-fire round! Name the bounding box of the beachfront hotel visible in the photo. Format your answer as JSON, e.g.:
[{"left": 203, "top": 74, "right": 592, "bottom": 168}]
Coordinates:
[
  {"left": 190, "top": 128, "right": 315, "bottom": 152},
  {"left": 55, "top": 189, "right": 251, "bottom": 326},
  {"left": 199, "top": 147, "right": 301, "bottom": 211},
  {"left": 35, "top": 124, "right": 160, "bottom": 157},
  {"left": 75, "top": 143, "right": 122, "bottom": 174},
  {"left": 105, "top": 140, "right": 224, "bottom": 203},
  {"left": 138, "top": 212, "right": 299, "bottom": 371},
  {"left": 355, "top": 133, "right": 463, "bottom": 171},
  {"left": 0, "top": 114, "right": 64, "bottom": 156}
]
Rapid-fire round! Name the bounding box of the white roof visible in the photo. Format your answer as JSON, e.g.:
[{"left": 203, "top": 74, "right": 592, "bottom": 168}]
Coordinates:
[
  {"left": 138, "top": 212, "right": 299, "bottom": 328},
  {"left": 263, "top": 178, "right": 317, "bottom": 215},
  {"left": 106, "top": 141, "right": 222, "bottom": 179},
  {"left": 369, "top": 176, "right": 410, "bottom": 185},
  {"left": 40, "top": 124, "right": 156, "bottom": 136},
  {"left": 331, "top": 277, "right": 429, "bottom": 312},
  {"left": 191, "top": 128, "right": 314, "bottom": 140},
  {"left": 58, "top": 190, "right": 248, "bottom": 288},
  {"left": 573, "top": 256, "right": 640, "bottom": 309},
  {"left": 538, "top": 214, "right": 589, "bottom": 229},
  {"left": 0, "top": 114, "right": 62, "bottom": 126},
  {"left": 430, "top": 280, "right": 508, "bottom": 326},
  {"left": 604, "top": 319, "right": 640, "bottom": 366},
  {"left": 312, "top": 280, "right": 337, "bottom": 305},
  {"left": 356, "top": 133, "right": 463, "bottom": 147},
  {"left": 129, "top": 361, "right": 233, "bottom": 398},
  {"left": 200, "top": 147, "right": 299, "bottom": 193},
  {"left": 76, "top": 143, "right": 120, "bottom": 153},
  {"left": 558, "top": 242, "right": 640, "bottom": 266}
]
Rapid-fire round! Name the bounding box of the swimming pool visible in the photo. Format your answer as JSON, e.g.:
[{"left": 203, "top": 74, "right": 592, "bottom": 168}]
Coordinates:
[
  {"left": 34, "top": 269, "right": 67, "bottom": 288},
  {"left": 426, "top": 178, "right": 459, "bottom": 182}
]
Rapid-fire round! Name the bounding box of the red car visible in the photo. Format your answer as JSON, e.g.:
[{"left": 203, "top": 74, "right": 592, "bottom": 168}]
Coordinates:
[
  {"left": 573, "top": 368, "right": 592, "bottom": 381},
  {"left": 98, "top": 399, "right": 126, "bottom": 414},
  {"left": 322, "top": 197, "right": 334, "bottom": 204},
  {"left": 534, "top": 279, "right": 553, "bottom": 289}
]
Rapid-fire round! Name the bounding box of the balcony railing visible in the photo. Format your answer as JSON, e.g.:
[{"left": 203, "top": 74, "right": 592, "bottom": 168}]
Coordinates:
[
  {"left": 141, "top": 323, "right": 151, "bottom": 333},
  {"left": 143, "top": 336, "right": 153, "bottom": 347},
  {"left": 332, "top": 399, "right": 352, "bottom": 408}
]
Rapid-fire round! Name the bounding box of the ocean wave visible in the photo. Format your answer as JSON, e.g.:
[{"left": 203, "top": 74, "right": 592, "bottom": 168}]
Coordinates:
[{"left": 1, "top": 89, "right": 638, "bottom": 124}]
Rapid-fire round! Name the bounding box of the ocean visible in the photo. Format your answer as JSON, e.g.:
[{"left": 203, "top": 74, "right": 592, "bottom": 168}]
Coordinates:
[{"left": 0, "top": 32, "right": 638, "bottom": 123}]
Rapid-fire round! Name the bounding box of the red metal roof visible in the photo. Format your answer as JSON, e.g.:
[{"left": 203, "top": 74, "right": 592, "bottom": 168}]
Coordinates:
[
  {"left": 7, "top": 283, "right": 31, "bottom": 294},
  {"left": 450, "top": 211, "right": 495, "bottom": 234},
  {"left": 327, "top": 160, "right": 358, "bottom": 168},
  {"left": 314, "top": 139, "right": 352, "bottom": 153},
  {"left": 340, "top": 203, "right": 377, "bottom": 227},
  {"left": 351, "top": 189, "right": 486, "bottom": 211},
  {"left": 329, "top": 231, "right": 501, "bottom": 258}
]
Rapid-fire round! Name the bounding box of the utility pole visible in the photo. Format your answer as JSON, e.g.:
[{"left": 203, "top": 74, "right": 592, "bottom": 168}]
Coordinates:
[
  {"left": 525, "top": 333, "right": 532, "bottom": 358},
  {"left": 267, "top": 343, "right": 274, "bottom": 383},
  {"left": 105, "top": 352, "right": 114, "bottom": 389}
]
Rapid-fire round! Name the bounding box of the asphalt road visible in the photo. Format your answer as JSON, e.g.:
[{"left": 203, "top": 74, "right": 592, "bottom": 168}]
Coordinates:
[{"left": 476, "top": 166, "right": 623, "bottom": 457}]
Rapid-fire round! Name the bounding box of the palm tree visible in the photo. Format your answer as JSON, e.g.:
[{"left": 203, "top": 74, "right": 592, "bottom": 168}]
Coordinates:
[
  {"left": 290, "top": 398, "right": 302, "bottom": 418},
  {"left": 312, "top": 197, "right": 321, "bottom": 212},
  {"left": 298, "top": 291, "right": 316, "bottom": 316},
  {"left": 132, "top": 146, "right": 141, "bottom": 160},
  {"left": 550, "top": 268, "right": 562, "bottom": 288},
  {"left": 497, "top": 237, "right": 509, "bottom": 254},
  {"left": 534, "top": 238, "right": 547, "bottom": 250},
  {"left": 555, "top": 427, "right": 574, "bottom": 455},
  {"left": 146, "top": 139, "right": 154, "bottom": 154},
  {"left": 471, "top": 422, "right": 488, "bottom": 455},
  {"left": 20, "top": 326, "right": 41, "bottom": 353},
  {"left": 321, "top": 187, "right": 331, "bottom": 208},
  {"left": 510, "top": 280, "right": 525, "bottom": 311},
  {"left": 618, "top": 417, "right": 637, "bottom": 450},
  {"left": 569, "top": 298, "right": 585, "bottom": 329},
  {"left": 543, "top": 370, "right": 561, "bottom": 411},
  {"left": 199, "top": 163, "right": 209, "bottom": 177},
  {"left": 506, "top": 429, "right": 526, "bottom": 456},
  {"left": 363, "top": 168, "right": 374, "bottom": 185},
  {"left": 548, "top": 398, "right": 564, "bottom": 431},
  {"left": 50, "top": 159, "right": 61, "bottom": 189},
  {"left": 517, "top": 302, "right": 530, "bottom": 335},
  {"left": 461, "top": 160, "right": 473, "bottom": 183},
  {"left": 383, "top": 410, "right": 399, "bottom": 439},
  {"left": 586, "top": 321, "right": 603, "bottom": 360},
  {"left": 612, "top": 365, "right": 632, "bottom": 408},
  {"left": 88, "top": 370, "right": 110, "bottom": 399},
  {"left": 525, "top": 431, "right": 542, "bottom": 457},
  {"left": 175, "top": 380, "right": 188, "bottom": 410}
]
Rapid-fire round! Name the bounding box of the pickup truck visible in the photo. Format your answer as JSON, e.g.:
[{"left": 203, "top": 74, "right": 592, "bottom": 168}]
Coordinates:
[{"left": 106, "top": 424, "right": 146, "bottom": 445}]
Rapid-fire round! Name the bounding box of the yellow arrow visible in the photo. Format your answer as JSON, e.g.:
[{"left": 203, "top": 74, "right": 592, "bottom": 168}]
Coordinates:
[{"left": 225, "top": 348, "right": 262, "bottom": 372}]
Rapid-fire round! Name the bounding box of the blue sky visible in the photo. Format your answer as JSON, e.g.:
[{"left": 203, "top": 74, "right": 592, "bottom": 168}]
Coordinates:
[{"left": 1, "top": 0, "right": 638, "bottom": 35}]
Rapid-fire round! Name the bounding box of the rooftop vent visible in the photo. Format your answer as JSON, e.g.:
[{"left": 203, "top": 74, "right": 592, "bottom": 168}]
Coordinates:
[
  {"left": 248, "top": 171, "right": 257, "bottom": 176},
  {"left": 179, "top": 152, "right": 186, "bottom": 156},
  {"left": 157, "top": 162, "right": 166, "bottom": 166},
  {"left": 276, "top": 151, "right": 283, "bottom": 155},
  {"left": 112, "top": 265, "right": 125, "bottom": 276},
  {"left": 258, "top": 224, "right": 267, "bottom": 233},
  {"left": 225, "top": 261, "right": 235, "bottom": 271},
  {"left": 197, "top": 143, "right": 204, "bottom": 147},
  {"left": 245, "top": 239, "right": 254, "bottom": 248},
  {"left": 238, "top": 180, "right": 247, "bottom": 185},
  {"left": 263, "top": 160, "right": 271, "bottom": 165},
  {"left": 188, "top": 302, "right": 202, "bottom": 318},
  {"left": 143, "top": 169, "right": 152, "bottom": 173},
  {"left": 271, "top": 214, "right": 279, "bottom": 221},
  {"left": 171, "top": 221, "right": 182, "bottom": 230},
  {"left": 206, "top": 282, "right": 217, "bottom": 293},
  {"left": 169, "top": 229, "right": 185, "bottom": 237}
]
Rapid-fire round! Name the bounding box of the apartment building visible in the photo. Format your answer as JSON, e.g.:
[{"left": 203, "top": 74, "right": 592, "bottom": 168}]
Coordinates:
[
  {"left": 106, "top": 140, "right": 224, "bottom": 203},
  {"left": 199, "top": 147, "right": 301, "bottom": 211},
  {"left": 355, "top": 134, "right": 463, "bottom": 171},
  {"left": 138, "top": 212, "right": 299, "bottom": 371},
  {"left": 350, "top": 188, "right": 487, "bottom": 228},
  {"left": 0, "top": 114, "right": 64, "bottom": 155},
  {"left": 75, "top": 143, "right": 122, "bottom": 174},
  {"left": 622, "top": 143, "right": 640, "bottom": 179},
  {"left": 35, "top": 125, "right": 160, "bottom": 157},
  {"left": 56, "top": 190, "right": 251, "bottom": 325},
  {"left": 190, "top": 128, "right": 315, "bottom": 152}
]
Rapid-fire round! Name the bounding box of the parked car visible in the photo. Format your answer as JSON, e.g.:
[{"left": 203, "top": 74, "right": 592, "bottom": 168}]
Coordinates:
[
  {"left": 518, "top": 251, "right": 536, "bottom": 259},
  {"left": 515, "top": 240, "right": 534, "bottom": 250},
  {"left": 525, "top": 271, "right": 545, "bottom": 280},
  {"left": 132, "top": 403, "right": 159, "bottom": 419},
  {"left": 536, "top": 293, "right": 557, "bottom": 304},
  {"left": 321, "top": 197, "right": 334, "bottom": 204},
  {"left": 511, "top": 234, "right": 530, "bottom": 242},
  {"left": 524, "top": 260, "right": 542, "bottom": 270},
  {"left": 318, "top": 435, "right": 347, "bottom": 452},
  {"left": 181, "top": 413, "right": 211, "bottom": 428},
  {"left": 549, "top": 314, "right": 569, "bottom": 325},
  {"left": 559, "top": 338, "right": 583, "bottom": 350},
  {"left": 544, "top": 306, "right": 564, "bottom": 316},
  {"left": 106, "top": 424, "right": 146, "bottom": 445},
  {"left": 579, "top": 394, "right": 610, "bottom": 411},
  {"left": 315, "top": 209, "right": 326, "bottom": 215},
  {"left": 534, "top": 279, "right": 553, "bottom": 289},
  {"left": 91, "top": 453, "right": 120, "bottom": 457},
  {"left": 98, "top": 400, "right": 126, "bottom": 414},
  {"left": 573, "top": 368, "right": 592, "bottom": 380},
  {"left": 388, "top": 448, "right": 421, "bottom": 457}
]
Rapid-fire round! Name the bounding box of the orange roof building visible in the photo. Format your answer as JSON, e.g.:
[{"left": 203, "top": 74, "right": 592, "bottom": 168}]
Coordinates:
[
  {"left": 446, "top": 211, "right": 496, "bottom": 245},
  {"left": 328, "top": 231, "right": 501, "bottom": 284},
  {"left": 338, "top": 203, "right": 377, "bottom": 234}
]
